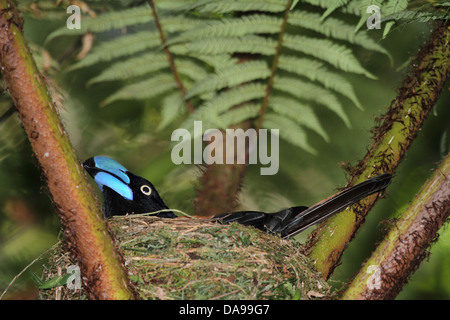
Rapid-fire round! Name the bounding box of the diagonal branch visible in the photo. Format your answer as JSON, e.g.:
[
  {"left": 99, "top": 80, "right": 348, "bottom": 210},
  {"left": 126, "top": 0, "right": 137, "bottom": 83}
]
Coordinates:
[
  {"left": 342, "top": 154, "right": 450, "bottom": 300},
  {"left": 255, "top": 0, "right": 293, "bottom": 131},
  {"left": 147, "top": 0, "right": 194, "bottom": 113},
  {"left": 0, "top": 0, "right": 136, "bottom": 299},
  {"left": 306, "top": 21, "right": 450, "bottom": 280}
]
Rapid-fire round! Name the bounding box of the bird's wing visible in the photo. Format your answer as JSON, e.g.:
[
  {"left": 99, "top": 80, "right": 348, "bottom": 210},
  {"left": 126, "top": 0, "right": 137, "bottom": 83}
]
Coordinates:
[{"left": 214, "top": 174, "right": 392, "bottom": 238}]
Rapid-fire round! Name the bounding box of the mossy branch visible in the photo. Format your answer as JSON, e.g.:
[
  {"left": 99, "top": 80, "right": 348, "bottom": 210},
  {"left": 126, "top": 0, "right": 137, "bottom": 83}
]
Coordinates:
[
  {"left": 342, "top": 154, "right": 450, "bottom": 300},
  {"left": 306, "top": 21, "right": 450, "bottom": 279},
  {"left": 0, "top": 0, "right": 135, "bottom": 299}
]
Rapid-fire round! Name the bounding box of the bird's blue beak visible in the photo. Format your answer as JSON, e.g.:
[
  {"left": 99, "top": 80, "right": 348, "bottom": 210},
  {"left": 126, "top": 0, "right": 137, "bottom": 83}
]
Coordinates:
[{"left": 83, "top": 156, "right": 133, "bottom": 200}]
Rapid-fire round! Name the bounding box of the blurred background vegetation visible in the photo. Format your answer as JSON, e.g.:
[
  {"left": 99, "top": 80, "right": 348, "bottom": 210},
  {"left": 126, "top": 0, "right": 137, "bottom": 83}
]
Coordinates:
[{"left": 0, "top": 0, "right": 448, "bottom": 299}]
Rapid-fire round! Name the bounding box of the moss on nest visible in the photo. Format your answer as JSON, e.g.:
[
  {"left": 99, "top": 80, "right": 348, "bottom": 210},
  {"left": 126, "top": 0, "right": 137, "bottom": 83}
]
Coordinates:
[{"left": 39, "top": 216, "right": 330, "bottom": 300}]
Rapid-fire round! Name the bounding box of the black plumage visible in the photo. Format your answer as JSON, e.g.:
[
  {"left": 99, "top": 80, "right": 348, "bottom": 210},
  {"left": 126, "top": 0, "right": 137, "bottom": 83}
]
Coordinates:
[{"left": 83, "top": 156, "right": 391, "bottom": 238}]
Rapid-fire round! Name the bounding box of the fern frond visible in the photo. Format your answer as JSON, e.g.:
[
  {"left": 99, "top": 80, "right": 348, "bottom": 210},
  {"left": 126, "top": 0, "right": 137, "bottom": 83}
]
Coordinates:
[
  {"left": 320, "top": 0, "right": 350, "bottom": 20},
  {"left": 88, "top": 50, "right": 210, "bottom": 86},
  {"left": 384, "top": 0, "right": 409, "bottom": 18},
  {"left": 382, "top": 9, "right": 450, "bottom": 24},
  {"left": 68, "top": 32, "right": 161, "bottom": 71},
  {"left": 87, "top": 53, "right": 168, "bottom": 85},
  {"left": 194, "top": 55, "right": 239, "bottom": 71},
  {"left": 180, "top": 82, "right": 267, "bottom": 130},
  {"left": 176, "top": 59, "right": 210, "bottom": 83},
  {"left": 268, "top": 95, "right": 329, "bottom": 141},
  {"left": 300, "top": 0, "right": 340, "bottom": 8},
  {"left": 382, "top": 0, "right": 409, "bottom": 38},
  {"left": 287, "top": 11, "right": 391, "bottom": 60},
  {"left": 354, "top": 0, "right": 385, "bottom": 32},
  {"left": 154, "top": 0, "right": 196, "bottom": 11},
  {"left": 189, "top": 0, "right": 289, "bottom": 13},
  {"left": 57, "top": 0, "right": 391, "bottom": 157},
  {"left": 46, "top": 7, "right": 153, "bottom": 41},
  {"left": 342, "top": 1, "right": 365, "bottom": 16},
  {"left": 157, "top": 92, "right": 186, "bottom": 130},
  {"left": 178, "top": 83, "right": 265, "bottom": 136},
  {"left": 274, "top": 76, "right": 351, "bottom": 127},
  {"left": 168, "top": 14, "right": 282, "bottom": 45},
  {"left": 176, "top": 110, "right": 222, "bottom": 142},
  {"left": 302, "top": 0, "right": 358, "bottom": 14},
  {"left": 262, "top": 113, "right": 316, "bottom": 154},
  {"left": 206, "top": 83, "right": 265, "bottom": 115},
  {"left": 434, "top": 2, "right": 450, "bottom": 7},
  {"left": 278, "top": 55, "right": 362, "bottom": 109},
  {"left": 184, "top": 61, "right": 271, "bottom": 99},
  {"left": 154, "top": 16, "right": 206, "bottom": 33},
  {"left": 102, "top": 74, "right": 177, "bottom": 105},
  {"left": 171, "top": 35, "right": 277, "bottom": 56},
  {"left": 173, "top": 103, "right": 261, "bottom": 144},
  {"left": 283, "top": 35, "right": 377, "bottom": 79},
  {"left": 217, "top": 103, "right": 261, "bottom": 128}
]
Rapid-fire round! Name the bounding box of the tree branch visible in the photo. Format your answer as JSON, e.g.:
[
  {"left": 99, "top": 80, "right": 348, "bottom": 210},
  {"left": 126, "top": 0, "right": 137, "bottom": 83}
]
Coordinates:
[
  {"left": 306, "top": 21, "right": 450, "bottom": 279},
  {"left": 147, "top": 0, "right": 194, "bottom": 113},
  {"left": 0, "top": 0, "right": 136, "bottom": 299},
  {"left": 194, "top": 121, "right": 251, "bottom": 217},
  {"left": 342, "top": 154, "right": 450, "bottom": 300}
]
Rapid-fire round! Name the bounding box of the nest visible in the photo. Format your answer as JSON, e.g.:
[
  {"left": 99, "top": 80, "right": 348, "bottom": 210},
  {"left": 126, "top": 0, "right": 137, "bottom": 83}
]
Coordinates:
[{"left": 39, "top": 216, "right": 330, "bottom": 300}]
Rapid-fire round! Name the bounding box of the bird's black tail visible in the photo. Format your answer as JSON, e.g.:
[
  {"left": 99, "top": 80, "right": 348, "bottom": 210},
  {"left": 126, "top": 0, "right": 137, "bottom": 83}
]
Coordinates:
[{"left": 213, "top": 174, "right": 392, "bottom": 238}]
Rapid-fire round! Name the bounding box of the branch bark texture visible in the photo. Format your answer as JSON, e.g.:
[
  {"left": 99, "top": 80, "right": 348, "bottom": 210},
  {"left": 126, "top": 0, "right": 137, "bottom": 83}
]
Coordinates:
[
  {"left": 194, "top": 121, "right": 251, "bottom": 216},
  {"left": 0, "top": 0, "right": 135, "bottom": 299},
  {"left": 306, "top": 22, "right": 450, "bottom": 279},
  {"left": 342, "top": 155, "right": 450, "bottom": 300}
]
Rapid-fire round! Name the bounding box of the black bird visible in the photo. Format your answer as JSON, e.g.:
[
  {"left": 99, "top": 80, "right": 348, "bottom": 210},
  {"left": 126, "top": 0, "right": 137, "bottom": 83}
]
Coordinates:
[
  {"left": 83, "top": 156, "right": 176, "bottom": 219},
  {"left": 83, "top": 156, "right": 391, "bottom": 238}
]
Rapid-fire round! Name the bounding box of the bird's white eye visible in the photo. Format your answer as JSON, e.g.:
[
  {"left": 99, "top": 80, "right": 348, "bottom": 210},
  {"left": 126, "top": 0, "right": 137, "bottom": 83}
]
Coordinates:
[{"left": 140, "top": 185, "right": 152, "bottom": 196}]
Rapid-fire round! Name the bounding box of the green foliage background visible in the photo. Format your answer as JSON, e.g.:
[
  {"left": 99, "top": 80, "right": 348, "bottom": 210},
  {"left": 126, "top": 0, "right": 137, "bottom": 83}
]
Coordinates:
[{"left": 0, "top": 0, "right": 448, "bottom": 299}]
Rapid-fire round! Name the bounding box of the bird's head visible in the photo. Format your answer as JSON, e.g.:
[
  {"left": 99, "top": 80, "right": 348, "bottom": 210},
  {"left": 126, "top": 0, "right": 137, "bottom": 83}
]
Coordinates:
[{"left": 82, "top": 156, "right": 176, "bottom": 218}]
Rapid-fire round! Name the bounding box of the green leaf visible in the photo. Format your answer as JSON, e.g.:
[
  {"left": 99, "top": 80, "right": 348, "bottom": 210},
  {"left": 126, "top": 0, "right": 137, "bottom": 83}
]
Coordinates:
[
  {"left": 185, "top": 61, "right": 270, "bottom": 99},
  {"left": 171, "top": 35, "right": 277, "bottom": 56},
  {"left": 288, "top": 11, "right": 392, "bottom": 61},
  {"left": 290, "top": 0, "right": 301, "bottom": 10},
  {"left": 268, "top": 95, "right": 329, "bottom": 141},
  {"left": 30, "top": 271, "right": 72, "bottom": 290},
  {"left": 68, "top": 32, "right": 161, "bottom": 71},
  {"left": 103, "top": 74, "right": 177, "bottom": 105},
  {"left": 283, "top": 35, "right": 377, "bottom": 79},
  {"left": 218, "top": 103, "right": 261, "bottom": 128},
  {"left": 278, "top": 55, "right": 362, "bottom": 109},
  {"left": 88, "top": 54, "right": 207, "bottom": 85},
  {"left": 88, "top": 53, "right": 168, "bottom": 85},
  {"left": 194, "top": 54, "right": 239, "bottom": 70},
  {"left": 62, "top": 0, "right": 392, "bottom": 156},
  {"left": 320, "top": 0, "right": 350, "bottom": 21},
  {"left": 262, "top": 114, "right": 317, "bottom": 154},
  {"left": 382, "top": 0, "right": 408, "bottom": 38},
  {"left": 46, "top": 7, "right": 153, "bottom": 41},
  {"left": 274, "top": 76, "right": 351, "bottom": 127},
  {"left": 168, "top": 14, "right": 282, "bottom": 46},
  {"left": 191, "top": 0, "right": 289, "bottom": 13},
  {"left": 158, "top": 92, "right": 186, "bottom": 131},
  {"left": 211, "top": 83, "right": 266, "bottom": 115},
  {"left": 382, "top": 9, "right": 449, "bottom": 25},
  {"left": 354, "top": 0, "right": 385, "bottom": 32}
]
